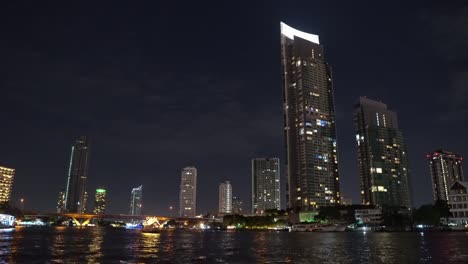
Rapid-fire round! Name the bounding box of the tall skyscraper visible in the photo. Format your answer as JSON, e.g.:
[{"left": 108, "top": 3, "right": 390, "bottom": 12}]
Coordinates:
[
  {"left": 130, "top": 185, "right": 143, "bottom": 215},
  {"left": 218, "top": 181, "right": 232, "bottom": 214},
  {"left": 0, "top": 166, "right": 15, "bottom": 204},
  {"left": 179, "top": 167, "right": 197, "bottom": 217},
  {"left": 354, "top": 97, "right": 411, "bottom": 208},
  {"left": 232, "top": 196, "right": 243, "bottom": 214},
  {"left": 427, "top": 150, "right": 464, "bottom": 201},
  {"left": 251, "top": 158, "right": 281, "bottom": 214},
  {"left": 93, "top": 188, "right": 107, "bottom": 214},
  {"left": 281, "top": 22, "right": 340, "bottom": 211},
  {"left": 63, "top": 136, "right": 90, "bottom": 213},
  {"left": 56, "top": 189, "right": 65, "bottom": 213}
]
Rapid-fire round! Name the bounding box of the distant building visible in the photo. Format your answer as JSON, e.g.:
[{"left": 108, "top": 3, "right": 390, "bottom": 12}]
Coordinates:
[
  {"left": 341, "top": 196, "right": 353, "bottom": 206},
  {"left": 218, "top": 181, "right": 232, "bottom": 214},
  {"left": 251, "top": 158, "right": 280, "bottom": 214},
  {"left": 355, "top": 208, "right": 383, "bottom": 225},
  {"left": 354, "top": 97, "right": 411, "bottom": 208},
  {"left": 81, "top": 191, "right": 88, "bottom": 213},
  {"left": 56, "top": 189, "right": 65, "bottom": 213},
  {"left": 93, "top": 189, "right": 107, "bottom": 214},
  {"left": 64, "top": 136, "right": 90, "bottom": 213},
  {"left": 0, "top": 166, "right": 15, "bottom": 203},
  {"left": 447, "top": 181, "right": 468, "bottom": 225},
  {"left": 427, "top": 150, "right": 464, "bottom": 201},
  {"left": 281, "top": 22, "right": 341, "bottom": 210},
  {"left": 179, "top": 167, "right": 197, "bottom": 217},
  {"left": 232, "top": 196, "right": 243, "bottom": 214},
  {"left": 130, "top": 185, "right": 143, "bottom": 215}
]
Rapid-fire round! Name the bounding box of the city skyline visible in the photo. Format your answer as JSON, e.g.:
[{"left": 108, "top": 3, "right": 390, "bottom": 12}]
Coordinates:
[{"left": 1, "top": 1, "right": 467, "bottom": 214}]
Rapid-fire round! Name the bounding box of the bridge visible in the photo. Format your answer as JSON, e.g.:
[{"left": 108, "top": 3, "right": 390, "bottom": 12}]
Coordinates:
[{"left": 22, "top": 213, "right": 221, "bottom": 227}]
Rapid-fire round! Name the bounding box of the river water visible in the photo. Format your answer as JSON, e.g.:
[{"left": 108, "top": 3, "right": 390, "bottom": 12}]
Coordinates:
[{"left": 0, "top": 227, "right": 467, "bottom": 263}]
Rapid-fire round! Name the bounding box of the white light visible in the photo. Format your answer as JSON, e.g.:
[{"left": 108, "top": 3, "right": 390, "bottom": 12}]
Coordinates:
[{"left": 281, "top": 22, "right": 320, "bottom": 44}]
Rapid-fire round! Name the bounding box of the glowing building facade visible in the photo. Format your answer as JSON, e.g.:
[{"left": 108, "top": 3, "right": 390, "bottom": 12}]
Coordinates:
[
  {"left": 64, "top": 136, "right": 90, "bottom": 213},
  {"left": 427, "top": 150, "right": 464, "bottom": 201},
  {"left": 179, "top": 167, "right": 197, "bottom": 217},
  {"left": 251, "top": 158, "right": 280, "bottom": 214},
  {"left": 354, "top": 97, "right": 411, "bottom": 208},
  {"left": 0, "top": 166, "right": 15, "bottom": 203},
  {"left": 130, "top": 185, "right": 143, "bottom": 215},
  {"left": 218, "top": 181, "right": 232, "bottom": 214},
  {"left": 93, "top": 189, "right": 107, "bottom": 214},
  {"left": 281, "top": 22, "right": 340, "bottom": 211}
]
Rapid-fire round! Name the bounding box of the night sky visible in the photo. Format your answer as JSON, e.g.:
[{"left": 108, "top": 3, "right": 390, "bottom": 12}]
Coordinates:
[{"left": 1, "top": 1, "right": 467, "bottom": 215}]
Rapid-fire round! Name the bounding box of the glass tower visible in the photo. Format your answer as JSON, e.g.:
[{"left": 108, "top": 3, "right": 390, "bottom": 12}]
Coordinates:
[
  {"left": 179, "top": 167, "right": 197, "bottom": 217},
  {"left": 354, "top": 97, "right": 411, "bottom": 208},
  {"left": 281, "top": 22, "right": 340, "bottom": 211},
  {"left": 251, "top": 158, "right": 280, "bottom": 214},
  {"left": 427, "top": 150, "right": 464, "bottom": 201},
  {"left": 130, "top": 185, "right": 143, "bottom": 215},
  {"left": 64, "top": 136, "right": 90, "bottom": 213}
]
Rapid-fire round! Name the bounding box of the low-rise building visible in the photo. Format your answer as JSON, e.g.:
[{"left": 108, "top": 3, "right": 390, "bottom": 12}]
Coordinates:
[
  {"left": 448, "top": 181, "right": 468, "bottom": 225},
  {"left": 355, "top": 208, "right": 383, "bottom": 225}
]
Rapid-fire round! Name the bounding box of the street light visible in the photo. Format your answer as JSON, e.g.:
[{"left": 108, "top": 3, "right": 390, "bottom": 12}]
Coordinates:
[{"left": 20, "top": 198, "right": 24, "bottom": 211}]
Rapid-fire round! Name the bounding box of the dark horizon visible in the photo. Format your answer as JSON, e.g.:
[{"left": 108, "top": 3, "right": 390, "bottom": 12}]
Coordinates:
[{"left": 1, "top": 1, "right": 467, "bottom": 214}]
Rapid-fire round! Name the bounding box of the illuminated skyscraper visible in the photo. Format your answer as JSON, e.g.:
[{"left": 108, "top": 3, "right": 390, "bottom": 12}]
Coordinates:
[
  {"left": 218, "top": 181, "right": 232, "bottom": 214},
  {"left": 251, "top": 158, "right": 280, "bottom": 214},
  {"left": 0, "top": 166, "right": 15, "bottom": 204},
  {"left": 281, "top": 22, "right": 340, "bottom": 211},
  {"left": 130, "top": 185, "right": 143, "bottom": 215},
  {"left": 354, "top": 97, "right": 411, "bottom": 208},
  {"left": 56, "top": 189, "right": 65, "bottom": 213},
  {"left": 93, "top": 189, "right": 107, "bottom": 214},
  {"left": 63, "top": 136, "right": 90, "bottom": 213},
  {"left": 427, "top": 150, "right": 464, "bottom": 201},
  {"left": 179, "top": 167, "right": 197, "bottom": 217}
]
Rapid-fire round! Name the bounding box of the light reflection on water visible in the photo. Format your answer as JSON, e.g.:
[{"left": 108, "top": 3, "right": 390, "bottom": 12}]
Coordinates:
[{"left": 0, "top": 228, "right": 467, "bottom": 263}]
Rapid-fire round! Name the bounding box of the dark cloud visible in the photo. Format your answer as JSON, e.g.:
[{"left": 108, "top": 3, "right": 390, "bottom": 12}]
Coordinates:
[{"left": 421, "top": 2, "right": 468, "bottom": 122}]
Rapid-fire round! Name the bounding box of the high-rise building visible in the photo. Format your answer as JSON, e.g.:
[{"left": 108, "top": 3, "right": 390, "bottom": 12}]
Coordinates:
[
  {"left": 232, "top": 196, "right": 243, "bottom": 214},
  {"left": 93, "top": 188, "right": 107, "bottom": 214},
  {"left": 354, "top": 97, "right": 411, "bottom": 208},
  {"left": 427, "top": 150, "right": 464, "bottom": 201},
  {"left": 63, "top": 136, "right": 90, "bottom": 213},
  {"left": 130, "top": 185, "right": 143, "bottom": 215},
  {"left": 251, "top": 158, "right": 281, "bottom": 214},
  {"left": 218, "top": 181, "right": 232, "bottom": 214},
  {"left": 56, "top": 189, "right": 65, "bottom": 213},
  {"left": 179, "top": 167, "right": 197, "bottom": 217},
  {"left": 281, "top": 22, "right": 340, "bottom": 211},
  {"left": 81, "top": 191, "right": 88, "bottom": 213},
  {"left": 0, "top": 166, "right": 15, "bottom": 204}
]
